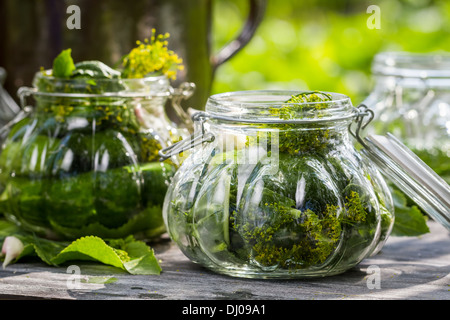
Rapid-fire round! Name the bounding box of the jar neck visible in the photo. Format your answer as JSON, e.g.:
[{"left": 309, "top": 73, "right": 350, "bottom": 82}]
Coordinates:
[
  {"left": 202, "top": 90, "right": 357, "bottom": 156},
  {"left": 31, "top": 95, "right": 173, "bottom": 142},
  {"left": 29, "top": 72, "right": 172, "bottom": 119},
  {"left": 32, "top": 95, "right": 167, "bottom": 115},
  {"left": 208, "top": 119, "right": 353, "bottom": 156},
  {"left": 371, "top": 52, "right": 450, "bottom": 90},
  {"left": 372, "top": 74, "right": 450, "bottom": 91}
]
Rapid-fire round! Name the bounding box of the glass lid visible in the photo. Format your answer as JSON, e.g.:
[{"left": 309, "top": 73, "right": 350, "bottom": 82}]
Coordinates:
[
  {"left": 372, "top": 51, "right": 450, "bottom": 78},
  {"left": 361, "top": 132, "right": 450, "bottom": 231}
]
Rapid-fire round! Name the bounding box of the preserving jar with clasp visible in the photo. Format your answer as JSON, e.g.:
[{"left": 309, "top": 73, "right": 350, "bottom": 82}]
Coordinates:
[
  {"left": 159, "top": 90, "right": 450, "bottom": 279},
  {"left": 0, "top": 70, "right": 194, "bottom": 241},
  {"left": 362, "top": 52, "right": 450, "bottom": 184}
]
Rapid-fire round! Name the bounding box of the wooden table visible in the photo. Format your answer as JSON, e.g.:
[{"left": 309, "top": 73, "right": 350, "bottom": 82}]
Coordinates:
[{"left": 0, "top": 221, "right": 448, "bottom": 301}]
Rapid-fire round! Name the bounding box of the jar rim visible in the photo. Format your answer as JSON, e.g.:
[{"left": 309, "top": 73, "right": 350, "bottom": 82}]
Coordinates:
[
  {"left": 31, "top": 70, "right": 171, "bottom": 98},
  {"left": 372, "top": 51, "right": 450, "bottom": 78},
  {"left": 205, "top": 90, "right": 355, "bottom": 123}
]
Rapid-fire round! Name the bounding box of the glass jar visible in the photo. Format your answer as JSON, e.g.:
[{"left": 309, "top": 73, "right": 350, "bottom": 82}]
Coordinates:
[
  {"left": 0, "top": 67, "right": 20, "bottom": 143},
  {"left": 362, "top": 52, "right": 450, "bottom": 184},
  {"left": 161, "top": 90, "right": 395, "bottom": 279},
  {"left": 0, "top": 70, "right": 194, "bottom": 240}
]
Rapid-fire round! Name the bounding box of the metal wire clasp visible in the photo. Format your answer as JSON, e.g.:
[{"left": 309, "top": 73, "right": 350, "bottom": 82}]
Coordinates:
[
  {"left": 348, "top": 104, "right": 374, "bottom": 148},
  {"left": 0, "top": 87, "right": 35, "bottom": 138},
  {"left": 169, "top": 82, "right": 196, "bottom": 131},
  {"left": 158, "top": 111, "right": 215, "bottom": 161}
]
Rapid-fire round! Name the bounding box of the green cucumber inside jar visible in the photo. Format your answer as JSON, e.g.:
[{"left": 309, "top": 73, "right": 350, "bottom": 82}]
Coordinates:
[{"left": 0, "top": 31, "right": 193, "bottom": 240}]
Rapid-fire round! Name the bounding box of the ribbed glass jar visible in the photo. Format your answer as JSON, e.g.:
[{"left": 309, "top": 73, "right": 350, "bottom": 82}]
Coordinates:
[
  {"left": 162, "top": 90, "right": 394, "bottom": 279},
  {"left": 0, "top": 71, "right": 187, "bottom": 240}
]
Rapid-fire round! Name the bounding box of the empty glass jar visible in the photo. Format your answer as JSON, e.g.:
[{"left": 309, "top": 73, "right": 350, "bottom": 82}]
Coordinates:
[
  {"left": 362, "top": 52, "right": 450, "bottom": 184},
  {"left": 0, "top": 67, "right": 20, "bottom": 143},
  {"left": 0, "top": 70, "right": 193, "bottom": 240},
  {"left": 161, "top": 90, "right": 395, "bottom": 279}
]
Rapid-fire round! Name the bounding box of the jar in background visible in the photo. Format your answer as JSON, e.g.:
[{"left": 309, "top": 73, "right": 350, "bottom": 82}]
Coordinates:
[
  {"left": 362, "top": 52, "right": 450, "bottom": 184},
  {"left": 161, "top": 90, "right": 394, "bottom": 279},
  {"left": 0, "top": 70, "right": 193, "bottom": 240},
  {"left": 0, "top": 67, "right": 20, "bottom": 143}
]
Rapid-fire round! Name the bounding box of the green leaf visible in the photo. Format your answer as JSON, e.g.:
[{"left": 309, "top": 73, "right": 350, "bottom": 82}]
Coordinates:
[
  {"left": 52, "top": 49, "right": 76, "bottom": 78},
  {"left": 50, "top": 236, "right": 127, "bottom": 270},
  {"left": 0, "top": 221, "right": 65, "bottom": 266},
  {"left": 81, "top": 276, "right": 118, "bottom": 284},
  {"left": 25, "top": 235, "right": 68, "bottom": 266},
  {"left": 73, "top": 61, "right": 121, "bottom": 79},
  {"left": 122, "top": 254, "right": 161, "bottom": 275},
  {"left": 0, "top": 220, "right": 22, "bottom": 238},
  {"left": 0, "top": 231, "right": 68, "bottom": 266},
  {"left": 108, "top": 237, "right": 162, "bottom": 275},
  {"left": 0, "top": 220, "right": 162, "bottom": 275},
  {"left": 391, "top": 190, "right": 430, "bottom": 237}
]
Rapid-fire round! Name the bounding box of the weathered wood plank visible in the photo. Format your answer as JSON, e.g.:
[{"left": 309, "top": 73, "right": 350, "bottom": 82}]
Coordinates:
[{"left": 0, "top": 221, "right": 448, "bottom": 300}]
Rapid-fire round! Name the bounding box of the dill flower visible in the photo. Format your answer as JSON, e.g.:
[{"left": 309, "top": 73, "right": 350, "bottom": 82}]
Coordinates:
[{"left": 121, "top": 29, "right": 184, "bottom": 80}]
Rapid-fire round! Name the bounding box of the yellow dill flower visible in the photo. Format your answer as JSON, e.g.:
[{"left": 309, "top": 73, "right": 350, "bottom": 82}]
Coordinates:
[{"left": 121, "top": 29, "right": 183, "bottom": 80}]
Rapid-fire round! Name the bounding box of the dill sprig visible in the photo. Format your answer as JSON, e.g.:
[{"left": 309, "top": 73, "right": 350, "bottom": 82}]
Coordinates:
[
  {"left": 121, "top": 29, "right": 184, "bottom": 80},
  {"left": 247, "top": 91, "right": 337, "bottom": 155}
]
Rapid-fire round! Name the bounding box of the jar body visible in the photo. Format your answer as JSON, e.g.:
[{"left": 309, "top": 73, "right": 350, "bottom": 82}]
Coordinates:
[
  {"left": 163, "top": 91, "right": 394, "bottom": 278},
  {"left": 363, "top": 52, "right": 450, "bottom": 184},
  {"left": 0, "top": 74, "right": 182, "bottom": 240}
]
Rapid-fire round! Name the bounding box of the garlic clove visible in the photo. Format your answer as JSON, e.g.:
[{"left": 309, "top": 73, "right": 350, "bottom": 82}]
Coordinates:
[{"left": 1, "top": 236, "right": 24, "bottom": 269}]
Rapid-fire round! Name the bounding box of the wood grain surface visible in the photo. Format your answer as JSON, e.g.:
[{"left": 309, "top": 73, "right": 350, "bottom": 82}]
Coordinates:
[{"left": 0, "top": 221, "right": 448, "bottom": 300}]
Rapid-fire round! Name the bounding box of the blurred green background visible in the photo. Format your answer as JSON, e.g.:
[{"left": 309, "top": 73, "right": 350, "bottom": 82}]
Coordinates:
[{"left": 211, "top": 0, "right": 450, "bottom": 105}]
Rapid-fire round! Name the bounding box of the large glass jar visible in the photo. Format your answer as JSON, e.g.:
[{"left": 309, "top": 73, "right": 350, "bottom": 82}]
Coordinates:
[
  {"left": 362, "top": 52, "right": 450, "bottom": 184},
  {"left": 161, "top": 90, "right": 395, "bottom": 279},
  {"left": 0, "top": 67, "right": 20, "bottom": 143},
  {"left": 0, "top": 70, "right": 193, "bottom": 240}
]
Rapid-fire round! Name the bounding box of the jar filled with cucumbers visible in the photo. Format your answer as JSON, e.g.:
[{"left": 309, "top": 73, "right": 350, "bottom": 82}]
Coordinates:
[{"left": 0, "top": 35, "right": 193, "bottom": 240}]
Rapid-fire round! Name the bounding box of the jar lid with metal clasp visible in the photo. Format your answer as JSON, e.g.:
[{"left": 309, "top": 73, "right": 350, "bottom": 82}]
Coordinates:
[
  {"left": 350, "top": 105, "right": 450, "bottom": 231},
  {"left": 158, "top": 90, "right": 449, "bottom": 279}
]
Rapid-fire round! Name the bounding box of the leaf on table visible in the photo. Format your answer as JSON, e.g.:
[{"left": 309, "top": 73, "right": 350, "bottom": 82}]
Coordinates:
[
  {"left": 23, "top": 235, "right": 68, "bottom": 266},
  {"left": 0, "top": 219, "right": 162, "bottom": 275},
  {"left": 391, "top": 189, "right": 430, "bottom": 237},
  {"left": 51, "top": 236, "right": 127, "bottom": 270},
  {"left": 81, "top": 276, "right": 118, "bottom": 284},
  {"left": 121, "top": 241, "right": 162, "bottom": 275}
]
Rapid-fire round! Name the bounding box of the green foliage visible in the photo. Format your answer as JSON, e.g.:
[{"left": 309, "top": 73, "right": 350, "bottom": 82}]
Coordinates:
[
  {"left": 274, "top": 91, "right": 335, "bottom": 155},
  {"left": 212, "top": 0, "right": 450, "bottom": 103},
  {"left": 52, "top": 49, "right": 76, "bottom": 78},
  {"left": 0, "top": 220, "right": 161, "bottom": 274},
  {"left": 412, "top": 148, "right": 450, "bottom": 185},
  {"left": 72, "top": 60, "right": 121, "bottom": 80},
  {"left": 283, "top": 91, "right": 332, "bottom": 106},
  {"left": 120, "top": 29, "right": 184, "bottom": 80},
  {"left": 390, "top": 188, "right": 430, "bottom": 236},
  {"left": 232, "top": 196, "right": 343, "bottom": 269},
  {"left": 345, "top": 191, "right": 367, "bottom": 222},
  {"left": 37, "top": 59, "right": 125, "bottom": 94},
  {"left": 49, "top": 30, "right": 182, "bottom": 81},
  {"left": 247, "top": 91, "right": 338, "bottom": 155}
]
